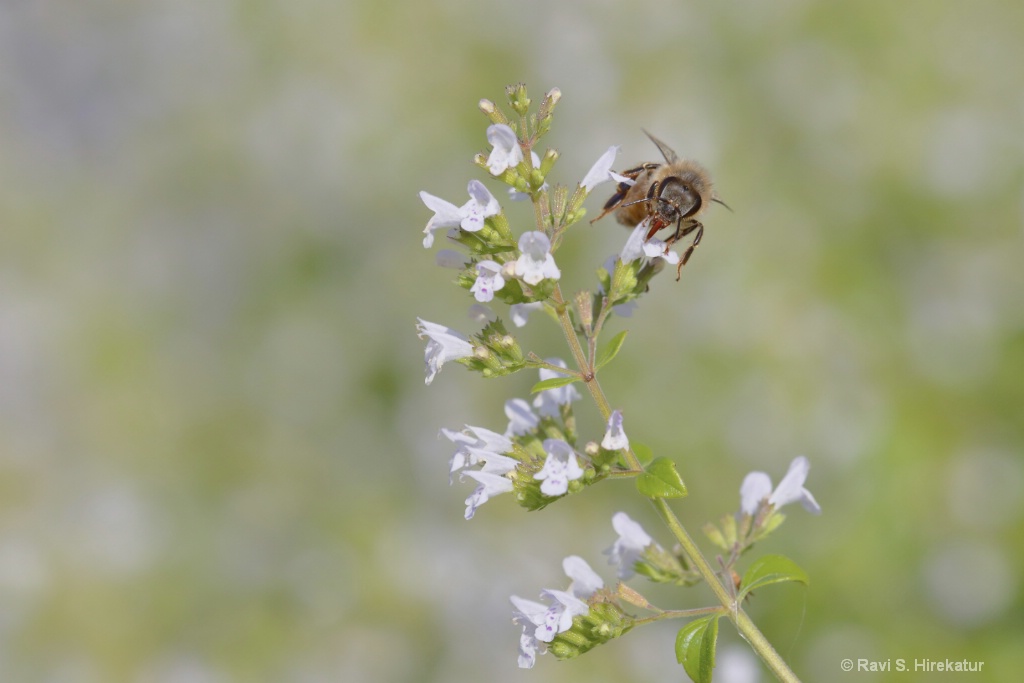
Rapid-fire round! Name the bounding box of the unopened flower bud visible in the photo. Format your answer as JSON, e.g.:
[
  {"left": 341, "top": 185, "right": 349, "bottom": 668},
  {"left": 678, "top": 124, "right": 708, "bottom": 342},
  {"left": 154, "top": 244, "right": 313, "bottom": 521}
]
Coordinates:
[
  {"left": 529, "top": 168, "right": 545, "bottom": 188},
  {"left": 536, "top": 88, "right": 562, "bottom": 136},
  {"left": 574, "top": 290, "right": 594, "bottom": 329},
  {"left": 539, "top": 148, "right": 559, "bottom": 177},
  {"left": 507, "top": 82, "right": 530, "bottom": 115},
  {"left": 616, "top": 583, "right": 655, "bottom": 610},
  {"left": 478, "top": 98, "right": 509, "bottom": 126}
]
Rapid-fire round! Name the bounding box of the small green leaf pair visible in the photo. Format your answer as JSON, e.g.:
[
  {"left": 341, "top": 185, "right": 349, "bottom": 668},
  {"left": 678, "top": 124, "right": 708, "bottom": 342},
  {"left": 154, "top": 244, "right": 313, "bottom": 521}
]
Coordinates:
[
  {"left": 675, "top": 555, "right": 809, "bottom": 682},
  {"left": 527, "top": 330, "right": 628, "bottom": 394}
]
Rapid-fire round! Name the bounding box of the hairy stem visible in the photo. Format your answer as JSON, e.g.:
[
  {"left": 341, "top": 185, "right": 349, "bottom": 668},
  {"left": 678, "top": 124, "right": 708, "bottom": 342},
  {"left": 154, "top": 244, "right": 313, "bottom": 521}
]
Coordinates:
[{"left": 549, "top": 288, "right": 800, "bottom": 683}]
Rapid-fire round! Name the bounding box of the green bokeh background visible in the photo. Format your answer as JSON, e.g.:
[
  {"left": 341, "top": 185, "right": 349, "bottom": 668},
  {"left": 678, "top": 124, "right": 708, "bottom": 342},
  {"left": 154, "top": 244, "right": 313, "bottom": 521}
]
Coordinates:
[{"left": 2, "top": 1, "right": 1021, "bottom": 681}]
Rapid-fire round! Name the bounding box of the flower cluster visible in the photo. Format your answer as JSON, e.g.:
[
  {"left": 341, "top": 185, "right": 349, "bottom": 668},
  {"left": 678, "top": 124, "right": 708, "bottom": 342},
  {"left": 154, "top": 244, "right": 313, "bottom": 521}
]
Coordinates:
[
  {"left": 512, "top": 531, "right": 640, "bottom": 669},
  {"left": 416, "top": 85, "right": 821, "bottom": 681},
  {"left": 740, "top": 455, "right": 821, "bottom": 517},
  {"left": 415, "top": 86, "right": 675, "bottom": 388},
  {"left": 511, "top": 556, "right": 603, "bottom": 668},
  {"left": 703, "top": 456, "right": 822, "bottom": 562},
  {"left": 439, "top": 362, "right": 635, "bottom": 519}
]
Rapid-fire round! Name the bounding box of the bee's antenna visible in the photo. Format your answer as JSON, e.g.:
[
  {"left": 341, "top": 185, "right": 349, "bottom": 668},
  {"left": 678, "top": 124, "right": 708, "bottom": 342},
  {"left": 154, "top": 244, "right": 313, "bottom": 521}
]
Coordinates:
[{"left": 711, "top": 197, "right": 733, "bottom": 212}]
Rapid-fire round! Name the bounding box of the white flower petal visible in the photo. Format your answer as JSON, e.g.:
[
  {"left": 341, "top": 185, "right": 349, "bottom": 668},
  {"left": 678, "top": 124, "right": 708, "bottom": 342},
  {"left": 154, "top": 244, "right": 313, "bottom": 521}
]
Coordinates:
[
  {"left": 419, "top": 191, "right": 463, "bottom": 225},
  {"left": 467, "top": 303, "right": 496, "bottom": 324},
  {"left": 769, "top": 456, "right": 821, "bottom": 514},
  {"left": 461, "top": 470, "right": 514, "bottom": 519},
  {"left": 469, "top": 259, "right": 506, "bottom": 303},
  {"left": 504, "top": 398, "right": 539, "bottom": 436},
  {"left": 741, "top": 457, "right": 821, "bottom": 516},
  {"left": 620, "top": 223, "right": 649, "bottom": 263},
  {"left": 459, "top": 180, "right": 500, "bottom": 233},
  {"left": 606, "top": 511, "right": 655, "bottom": 579},
  {"left": 515, "top": 231, "right": 561, "bottom": 285},
  {"left": 486, "top": 124, "right": 524, "bottom": 175},
  {"left": 416, "top": 319, "right": 474, "bottom": 385},
  {"left": 435, "top": 249, "right": 468, "bottom": 269},
  {"left": 580, "top": 145, "right": 620, "bottom": 192},
  {"left": 769, "top": 457, "right": 809, "bottom": 504},
  {"left": 563, "top": 555, "right": 604, "bottom": 599},
  {"left": 419, "top": 191, "right": 464, "bottom": 248},
  {"left": 609, "top": 171, "right": 636, "bottom": 186},
  {"left": 464, "top": 425, "right": 513, "bottom": 454},
  {"left": 601, "top": 409, "right": 629, "bottom": 451},
  {"left": 534, "top": 439, "right": 583, "bottom": 497},
  {"left": 642, "top": 238, "right": 680, "bottom": 265},
  {"left": 510, "top": 301, "right": 545, "bottom": 327},
  {"left": 516, "top": 630, "right": 540, "bottom": 668},
  {"left": 739, "top": 472, "right": 772, "bottom": 516}
]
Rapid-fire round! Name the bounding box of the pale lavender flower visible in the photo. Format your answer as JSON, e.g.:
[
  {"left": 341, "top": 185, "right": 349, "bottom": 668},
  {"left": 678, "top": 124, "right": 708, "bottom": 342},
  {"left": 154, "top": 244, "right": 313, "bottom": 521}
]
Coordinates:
[
  {"left": 563, "top": 555, "right": 604, "bottom": 599},
  {"left": 416, "top": 319, "right": 474, "bottom": 385},
  {"left": 470, "top": 260, "right": 506, "bottom": 303},
  {"left": 462, "top": 469, "right": 514, "bottom": 520},
  {"left": 440, "top": 425, "right": 514, "bottom": 479},
  {"left": 740, "top": 456, "right": 821, "bottom": 516},
  {"left": 486, "top": 124, "right": 524, "bottom": 175},
  {"left": 510, "top": 590, "right": 589, "bottom": 668},
  {"left": 435, "top": 249, "right": 468, "bottom": 269},
  {"left": 642, "top": 237, "right": 681, "bottom": 265},
  {"left": 580, "top": 145, "right": 620, "bottom": 192},
  {"left": 504, "top": 398, "right": 540, "bottom": 437},
  {"left": 467, "top": 303, "right": 496, "bottom": 324},
  {"left": 534, "top": 439, "right": 584, "bottom": 496},
  {"left": 511, "top": 597, "right": 547, "bottom": 669},
  {"left": 601, "top": 409, "right": 629, "bottom": 451},
  {"left": 510, "top": 301, "right": 545, "bottom": 327},
  {"left": 620, "top": 222, "right": 650, "bottom": 263},
  {"left": 419, "top": 180, "right": 500, "bottom": 248},
  {"left": 606, "top": 511, "right": 656, "bottom": 579},
  {"left": 514, "top": 231, "right": 560, "bottom": 285},
  {"left": 510, "top": 556, "right": 598, "bottom": 669}
]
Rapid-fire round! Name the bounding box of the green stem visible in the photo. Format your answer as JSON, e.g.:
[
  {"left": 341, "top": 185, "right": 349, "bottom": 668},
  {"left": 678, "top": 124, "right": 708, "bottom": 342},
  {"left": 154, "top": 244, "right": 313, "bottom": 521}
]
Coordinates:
[
  {"left": 549, "top": 286, "right": 642, "bottom": 471},
  {"left": 549, "top": 290, "right": 800, "bottom": 683},
  {"left": 651, "top": 500, "right": 799, "bottom": 682}
]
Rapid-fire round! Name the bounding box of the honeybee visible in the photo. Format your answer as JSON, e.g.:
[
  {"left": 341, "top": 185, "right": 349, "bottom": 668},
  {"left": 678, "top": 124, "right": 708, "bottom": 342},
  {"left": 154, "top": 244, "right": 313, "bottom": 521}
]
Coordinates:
[{"left": 592, "top": 131, "right": 728, "bottom": 279}]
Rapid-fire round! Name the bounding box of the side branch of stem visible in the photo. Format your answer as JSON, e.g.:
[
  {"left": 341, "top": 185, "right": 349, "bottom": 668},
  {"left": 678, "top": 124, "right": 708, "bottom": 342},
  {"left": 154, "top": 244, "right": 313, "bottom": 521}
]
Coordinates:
[{"left": 549, "top": 283, "right": 801, "bottom": 683}]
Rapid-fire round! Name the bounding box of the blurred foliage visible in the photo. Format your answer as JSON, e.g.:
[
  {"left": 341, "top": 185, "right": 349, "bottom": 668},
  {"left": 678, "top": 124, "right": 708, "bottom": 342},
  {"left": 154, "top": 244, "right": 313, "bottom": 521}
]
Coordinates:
[{"left": 0, "top": 1, "right": 1022, "bottom": 682}]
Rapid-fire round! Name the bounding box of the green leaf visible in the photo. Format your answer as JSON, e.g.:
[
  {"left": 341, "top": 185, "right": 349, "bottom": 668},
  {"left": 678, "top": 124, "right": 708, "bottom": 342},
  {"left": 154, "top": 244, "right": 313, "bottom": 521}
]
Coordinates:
[
  {"left": 738, "top": 554, "right": 809, "bottom": 602},
  {"left": 627, "top": 442, "right": 654, "bottom": 467},
  {"left": 675, "top": 615, "right": 720, "bottom": 683},
  {"left": 636, "top": 457, "right": 688, "bottom": 499},
  {"left": 530, "top": 375, "right": 580, "bottom": 394},
  {"left": 595, "top": 330, "right": 629, "bottom": 371}
]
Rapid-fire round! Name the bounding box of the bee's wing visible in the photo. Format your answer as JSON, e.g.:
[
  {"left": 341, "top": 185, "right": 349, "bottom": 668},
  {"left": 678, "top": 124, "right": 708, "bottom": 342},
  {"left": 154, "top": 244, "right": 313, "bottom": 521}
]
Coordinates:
[{"left": 642, "top": 130, "right": 679, "bottom": 164}]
